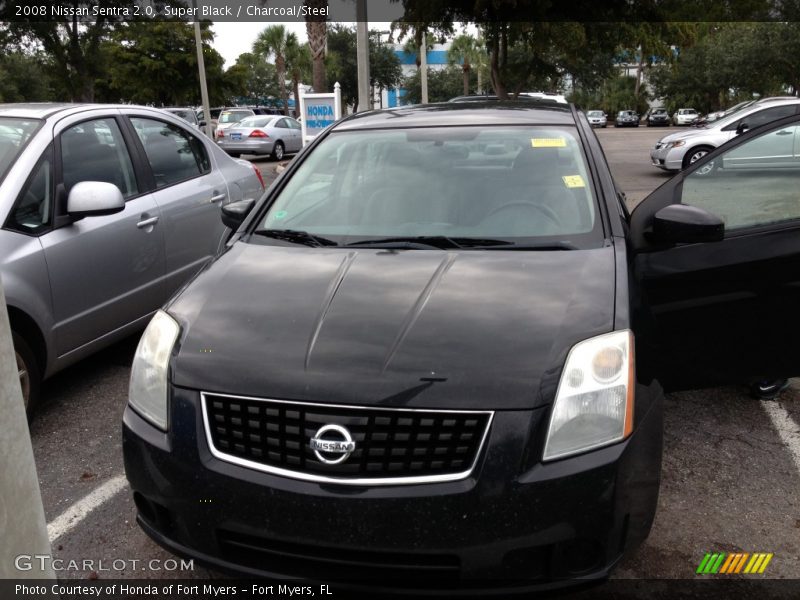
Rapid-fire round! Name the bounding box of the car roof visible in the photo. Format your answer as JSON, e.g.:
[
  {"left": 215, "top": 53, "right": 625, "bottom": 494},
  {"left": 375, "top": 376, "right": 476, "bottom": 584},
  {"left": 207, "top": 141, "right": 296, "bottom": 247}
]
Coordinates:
[
  {"left": 0, "top": 102, "right": 203, "bottom": 121},
  {"left": 0, "top": 103, "right": 104, "bottom": 119},
  {"left": 333, "top": 101, "right": 575, "bottom": 131}
]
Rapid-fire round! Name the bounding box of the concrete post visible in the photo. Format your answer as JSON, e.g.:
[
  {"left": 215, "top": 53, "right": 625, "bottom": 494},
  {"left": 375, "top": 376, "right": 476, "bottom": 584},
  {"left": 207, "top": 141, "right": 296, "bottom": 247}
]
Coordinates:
[
  {"left": 356, "top": 0, "right": 371, "bottom": 112},
  {"left": 0, "top": 278, "right": 54, "bottom": 578}
]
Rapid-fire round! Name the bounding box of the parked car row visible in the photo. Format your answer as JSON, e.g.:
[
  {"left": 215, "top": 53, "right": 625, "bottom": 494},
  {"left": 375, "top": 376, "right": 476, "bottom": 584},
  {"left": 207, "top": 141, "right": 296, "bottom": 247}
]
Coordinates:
[
  {"left": 0, "top": 103, "right": 265, "bottom": 414},
  {"left": 585, "top": 108, "right": 702, "bottom": 128}
]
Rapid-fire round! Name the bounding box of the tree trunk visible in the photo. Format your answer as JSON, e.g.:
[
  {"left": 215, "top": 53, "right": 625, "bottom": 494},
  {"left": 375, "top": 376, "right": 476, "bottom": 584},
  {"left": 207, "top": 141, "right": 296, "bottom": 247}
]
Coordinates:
[
  {"left": 634, "top": 54, "right": 644, "bottom": 98},
  {"left": 293, "top": 75, "right": 301, "bottom": 118},
  {"left": 305, "top": 14, "right": 328, "bottom": 92},
  {"left": 462, "top": 67, "right": 469, "bottom": 95},
  {"left": 477, "top": 70, "right": 482, "bottom": 94},
  {"left": 276, "top": 56, "right": 289, "bottom": 115}
]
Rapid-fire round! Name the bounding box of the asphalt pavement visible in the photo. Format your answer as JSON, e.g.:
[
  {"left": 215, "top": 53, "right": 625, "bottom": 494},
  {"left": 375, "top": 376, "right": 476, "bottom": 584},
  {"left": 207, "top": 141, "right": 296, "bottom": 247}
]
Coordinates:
[{"left": 24, "top": 132, "right": 800, "bottom": 592}]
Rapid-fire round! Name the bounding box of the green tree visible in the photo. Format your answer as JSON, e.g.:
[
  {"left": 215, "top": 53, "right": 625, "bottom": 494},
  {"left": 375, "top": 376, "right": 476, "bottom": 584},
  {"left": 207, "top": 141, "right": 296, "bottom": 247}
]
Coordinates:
[
  {"left": 102, "top": 20, "right": 226, "bottom": 106},
  {"left": 447, "top": 34, "right": 483, "bottom": 95},
  {"left": 402, "top": 66, "right": 473, "bottom": 104},
  {"left": 254, "top": 25, "right": 293, "bottom": 115},
  {"left": 2, "top": 0, "right": 174, "bottom": 101},
  {"left": 326, "top": 24, "right": 402, "bottom": 112},
  {"left": 286, "top": 39, "right": 313, "bottom": 116},
  {"left": 0, "top": 52, "right": 54, "bottom": 101},
  {"left": 225, "top": 52, "right": 280, "bottom": 106}
]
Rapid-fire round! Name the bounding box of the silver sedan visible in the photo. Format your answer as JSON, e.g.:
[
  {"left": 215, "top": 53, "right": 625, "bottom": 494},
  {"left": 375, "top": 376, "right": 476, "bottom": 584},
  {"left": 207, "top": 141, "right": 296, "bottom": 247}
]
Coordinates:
[
  {"left": 216, "top": 115, "right": 303, "bottom": 160},
  {"left": 0, "top": 103, "right": 265, "bottom": 415}
]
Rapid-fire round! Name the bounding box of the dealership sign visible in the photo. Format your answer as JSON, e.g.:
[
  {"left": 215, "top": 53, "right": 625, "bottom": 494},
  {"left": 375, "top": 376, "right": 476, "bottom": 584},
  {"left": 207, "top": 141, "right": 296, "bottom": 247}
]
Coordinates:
[{"left": 299, "top": 82, "right": 342, "bottom": 146}]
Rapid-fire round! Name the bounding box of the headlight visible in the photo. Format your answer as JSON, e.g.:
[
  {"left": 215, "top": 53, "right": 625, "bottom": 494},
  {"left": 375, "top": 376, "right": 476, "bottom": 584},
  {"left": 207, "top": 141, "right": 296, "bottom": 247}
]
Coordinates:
[
  {"left": 129, "top": 310, "right": 180, "bottom": 431},
  {"left": 543, "top": 330, "right": 634, "bottom": 461},
  {"left": 668, "top": 140, "right": 686, "bottom": 148}
]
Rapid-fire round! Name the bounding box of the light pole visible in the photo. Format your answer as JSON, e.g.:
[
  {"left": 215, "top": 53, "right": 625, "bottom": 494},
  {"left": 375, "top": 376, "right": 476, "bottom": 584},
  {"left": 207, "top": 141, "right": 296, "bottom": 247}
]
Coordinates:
[{"left": 192, "top": 0, "right": 212, "bottom": 138}]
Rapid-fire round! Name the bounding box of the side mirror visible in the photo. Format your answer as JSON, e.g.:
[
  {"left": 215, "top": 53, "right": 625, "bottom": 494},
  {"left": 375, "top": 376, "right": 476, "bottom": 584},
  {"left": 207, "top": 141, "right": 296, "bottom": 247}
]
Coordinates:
[
  {"left": 67, "top": 181, "right": 125, "bottom": 217},
  {"left": 199, "top": 120, "right": 207, "bottom": 127},
  {"left": 651, "top": 204, "right": 724, "bottom": 244},
  {"left": 221, "top": 198, "right": 255, "bottom": 230}
]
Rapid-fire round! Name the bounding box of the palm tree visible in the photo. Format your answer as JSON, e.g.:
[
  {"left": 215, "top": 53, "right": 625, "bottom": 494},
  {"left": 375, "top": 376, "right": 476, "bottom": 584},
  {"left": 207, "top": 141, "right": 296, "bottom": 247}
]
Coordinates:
[
  {"left": 286, "top": 38, "right": 313, "bottom": 117},
  {"left": 304, "top": 0, "right": 328, "bottom": 92},
  {"left": 254, "top": 25, "right": 292, "bottom": 115},
  {"left": 447, "top": 34, "right": 482, "bottom": 96}
]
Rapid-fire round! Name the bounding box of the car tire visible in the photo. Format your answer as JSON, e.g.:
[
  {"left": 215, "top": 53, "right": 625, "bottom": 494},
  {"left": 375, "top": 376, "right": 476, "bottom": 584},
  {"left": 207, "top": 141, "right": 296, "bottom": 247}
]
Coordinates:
[
  {"left": 682, "top": 145, "right": 714, "bottom": 171},
  {"left": 749, "top": 378, "right": 789, "bottom": 400},
  {"left": 272, "top": 141, "right": 285, "bottom": 161},
  {"left": 12, "top": 330, "right": 41, "bottom": 418}
]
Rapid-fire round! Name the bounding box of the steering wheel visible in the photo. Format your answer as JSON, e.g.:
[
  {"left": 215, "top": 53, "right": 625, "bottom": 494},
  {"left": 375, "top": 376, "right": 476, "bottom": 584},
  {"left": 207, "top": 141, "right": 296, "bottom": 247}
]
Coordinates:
[{"left": 483, "top": 202, "right": 562, "bottom": 229}]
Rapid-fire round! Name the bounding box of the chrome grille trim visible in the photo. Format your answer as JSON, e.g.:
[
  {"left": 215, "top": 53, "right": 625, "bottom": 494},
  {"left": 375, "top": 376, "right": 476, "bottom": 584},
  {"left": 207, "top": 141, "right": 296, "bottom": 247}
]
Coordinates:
[{"left": 200, "top": 391, "right": 494, "bottom": 486}]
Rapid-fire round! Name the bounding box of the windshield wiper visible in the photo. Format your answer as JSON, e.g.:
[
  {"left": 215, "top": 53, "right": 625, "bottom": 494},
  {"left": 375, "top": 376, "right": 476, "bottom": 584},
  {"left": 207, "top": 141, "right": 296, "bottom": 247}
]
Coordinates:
[
  {"left": 254, "top": 229, "right": 338, "bottom": 247},
  {"left": 345, "top": 236, "right": 577, "bottom": 251},
  {"left": 475, "top": 240, "right": 577, "bottom": 250},
  {"left": 346, "top": 236, "right": 463, "bottom": 249}
]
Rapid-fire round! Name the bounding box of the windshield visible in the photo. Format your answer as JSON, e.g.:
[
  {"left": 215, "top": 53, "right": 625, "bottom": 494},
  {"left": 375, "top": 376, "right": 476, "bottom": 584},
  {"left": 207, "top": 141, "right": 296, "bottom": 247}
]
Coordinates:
[
  {"left": 220, "top": 111, "right": 252, "bottom": 124},
  {"left": 0, "top": 118, "right": 42, "bottom": 184},
  {"left": 238, "top": 116, "right": 276, "bottom": 128},
  {"left": 166, "top": 109, "right": 197, "bottom": 123},
  {"left": 587, "top": 111, "right": 603, "bottom": 117},
  {"left": 254, "top": 126, "right": 601, "bottom": 248}
]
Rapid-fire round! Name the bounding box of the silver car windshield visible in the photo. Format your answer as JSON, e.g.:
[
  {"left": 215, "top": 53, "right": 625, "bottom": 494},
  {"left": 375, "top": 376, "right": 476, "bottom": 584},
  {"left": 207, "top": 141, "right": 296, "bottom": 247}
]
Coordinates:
[
  {"left": 237, "top": 117, "right": 276, "bottom": 128},
  {"left": 256, "top": 126, "right": 601, "bottom": 246},
  {"left": 0, "top": 118, "right": 41, "bottom": 184}
]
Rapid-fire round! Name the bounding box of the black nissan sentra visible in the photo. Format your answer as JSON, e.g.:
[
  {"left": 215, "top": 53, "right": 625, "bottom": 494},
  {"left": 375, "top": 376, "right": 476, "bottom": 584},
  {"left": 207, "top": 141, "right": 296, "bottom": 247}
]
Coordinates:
[{"left": 123, "top": 100, "right": 800, "bottom": 589}]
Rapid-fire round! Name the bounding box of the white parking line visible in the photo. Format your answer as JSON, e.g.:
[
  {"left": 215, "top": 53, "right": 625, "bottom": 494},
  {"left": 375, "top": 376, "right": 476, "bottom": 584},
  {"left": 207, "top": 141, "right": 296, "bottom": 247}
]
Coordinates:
[
  {"left": 762, "top": 400, "right": 800, "bottom": 474},
  {"left": 47, "top": 475, "right": 128, "bottom": 542}
]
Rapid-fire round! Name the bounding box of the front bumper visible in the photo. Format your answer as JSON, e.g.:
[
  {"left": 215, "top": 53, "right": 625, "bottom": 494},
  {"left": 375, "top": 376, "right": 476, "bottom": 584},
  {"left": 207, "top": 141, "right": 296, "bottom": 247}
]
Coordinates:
[
  {"left": 123, "top": 384, "right": 663, "bottom": 591},
  {"left": 650, "top": 146, "right": 684, "bottom": 171}
]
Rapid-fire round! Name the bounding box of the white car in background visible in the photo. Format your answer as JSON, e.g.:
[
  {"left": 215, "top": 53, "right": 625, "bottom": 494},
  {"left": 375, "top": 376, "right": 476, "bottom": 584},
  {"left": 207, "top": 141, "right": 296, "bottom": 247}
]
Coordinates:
[
  {"left": 651, "top": 98, "right": 800, "bottom": 172},
  {"left": 672, "top": 108, "right": 699, "bottom": 126}
]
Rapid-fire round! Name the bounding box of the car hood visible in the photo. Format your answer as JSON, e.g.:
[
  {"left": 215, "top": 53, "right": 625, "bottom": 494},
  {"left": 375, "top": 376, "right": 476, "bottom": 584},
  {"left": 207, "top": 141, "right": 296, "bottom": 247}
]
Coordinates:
[{"left": 167, "top": 243, "right": 616, "bottom": 410}]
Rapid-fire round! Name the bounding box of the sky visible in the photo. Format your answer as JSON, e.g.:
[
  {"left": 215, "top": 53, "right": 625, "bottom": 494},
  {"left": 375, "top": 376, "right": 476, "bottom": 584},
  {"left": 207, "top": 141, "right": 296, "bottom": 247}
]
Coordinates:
[
  {"left": 212, "top": 21, "right": 393, "bottom": 68},
  {"left": 211, "top": 21, "right": 474, "bottom": 68}
]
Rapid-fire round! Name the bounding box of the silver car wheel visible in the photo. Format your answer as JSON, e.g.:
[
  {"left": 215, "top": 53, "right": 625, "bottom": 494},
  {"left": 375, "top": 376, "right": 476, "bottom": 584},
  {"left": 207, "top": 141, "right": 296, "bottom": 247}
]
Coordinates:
[{"left": 688, "top": 149, "right": 709, "bottom": 164}]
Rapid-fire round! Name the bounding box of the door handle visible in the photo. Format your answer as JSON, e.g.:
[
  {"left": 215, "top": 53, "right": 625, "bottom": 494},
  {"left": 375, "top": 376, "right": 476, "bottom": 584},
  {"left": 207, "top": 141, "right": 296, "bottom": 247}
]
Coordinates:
[
  {"left": 136, "top": 216, "right": 159, "bottom": 228},
  {"left": 776, "top": 130, "right": 793, "bottom": 136},
  {"left": 211, "top": 192, "right": 226, "bottom": 203}
]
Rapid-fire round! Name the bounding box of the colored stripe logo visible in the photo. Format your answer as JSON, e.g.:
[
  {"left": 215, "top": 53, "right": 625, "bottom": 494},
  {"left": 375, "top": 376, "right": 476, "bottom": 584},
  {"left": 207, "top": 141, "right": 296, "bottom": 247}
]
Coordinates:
[{"left": 696, "top": 552, "right": 773, "bottom": 574}]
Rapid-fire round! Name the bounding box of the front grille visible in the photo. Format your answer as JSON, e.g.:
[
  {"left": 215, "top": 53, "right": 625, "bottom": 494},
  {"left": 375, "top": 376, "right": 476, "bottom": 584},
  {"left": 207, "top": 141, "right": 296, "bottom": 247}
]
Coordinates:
[
  {"left": 217, "top": 529, "right": 460, "bottom": 582},
  {"left": 202, "top": 393, "right": 493, "bottom": 484}
]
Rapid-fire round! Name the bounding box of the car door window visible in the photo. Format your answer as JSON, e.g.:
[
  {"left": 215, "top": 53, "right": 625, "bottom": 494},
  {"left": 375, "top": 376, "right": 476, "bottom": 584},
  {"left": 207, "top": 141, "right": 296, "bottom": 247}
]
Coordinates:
[
  {"left": 61, "top": 118, "right": 138, "bottom": 198},
  {"left": 741, "top": 105, "right": 797, "bottom": 130},
  {"left": 722, "top": 105, "right": 797, "bottom": 131},
  {"left": 7, "top": 146, "right": 53, "bottom": 233},
  {"left": 130, "top": 117, "right": 210, "bottom": 188},
  {"left": 681, "top": 124, "right": 800, "bottom": 230}
]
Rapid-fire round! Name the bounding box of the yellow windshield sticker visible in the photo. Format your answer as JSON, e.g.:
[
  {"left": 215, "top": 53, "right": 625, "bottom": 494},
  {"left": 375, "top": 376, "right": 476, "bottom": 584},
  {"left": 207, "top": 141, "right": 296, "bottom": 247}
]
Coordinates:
[
  {"left": 562, "top": 175, "right": 586, "bottom": 188},
  {"left": 531, "top": 138, "right": 566, "bottom": 148}
]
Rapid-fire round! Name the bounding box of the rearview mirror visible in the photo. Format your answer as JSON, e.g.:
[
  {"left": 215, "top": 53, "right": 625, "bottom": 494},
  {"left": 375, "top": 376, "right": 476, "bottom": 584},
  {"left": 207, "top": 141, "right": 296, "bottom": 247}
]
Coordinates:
[
  {"left": 651, "top": 204, "right": 724, "bottom": 244},
  {"left": 221, "top": 198, "right": 256, "bottom": 230},
  {"left": 67, "top": 181, "right": 125, "bottom": 217},
  {"left": 736, "top": 122, "right": 749, "bottom": 135}
]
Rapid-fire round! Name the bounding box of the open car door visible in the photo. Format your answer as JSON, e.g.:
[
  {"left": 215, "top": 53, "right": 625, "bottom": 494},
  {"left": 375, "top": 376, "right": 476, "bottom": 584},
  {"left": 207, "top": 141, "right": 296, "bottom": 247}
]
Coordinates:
[{"left": 630, "top": 113, "right": 800, "bottom": 392}]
